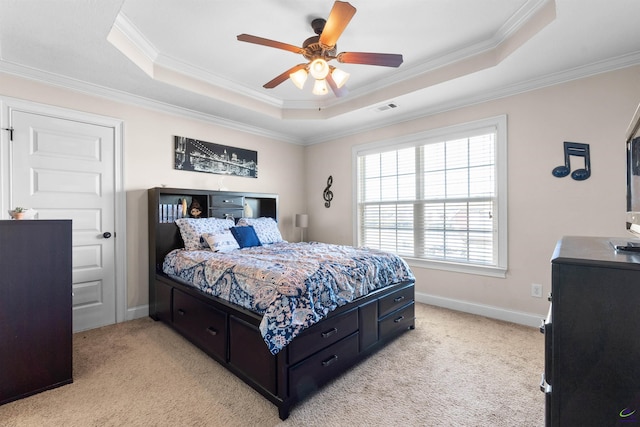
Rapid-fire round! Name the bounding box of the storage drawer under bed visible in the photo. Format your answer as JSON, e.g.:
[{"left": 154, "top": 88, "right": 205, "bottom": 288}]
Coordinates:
[
  {"left": 379, "top": 284, "right": 414, "bottom": 318},
  {"left": 379, "top": 302, "right": 415, "bottom": 340},
  {"left": 172, "top": 289, "right": 228, "bottom": 361},
  {"left": 287, "top": 308, "right": 358, "bottom": 365},
  {"left": 288, "top": 332, "right": 360, "bottom": 398}
]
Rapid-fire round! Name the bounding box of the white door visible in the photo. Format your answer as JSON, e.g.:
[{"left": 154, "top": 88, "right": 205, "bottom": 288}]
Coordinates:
[{"left": 10, "top": 109, "right": 117, "bottom": 332}]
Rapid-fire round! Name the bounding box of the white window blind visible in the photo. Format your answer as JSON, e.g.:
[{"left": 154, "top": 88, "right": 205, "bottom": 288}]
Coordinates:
[{"left": 354, "top": 116, "right": 507, "bottom": 277}]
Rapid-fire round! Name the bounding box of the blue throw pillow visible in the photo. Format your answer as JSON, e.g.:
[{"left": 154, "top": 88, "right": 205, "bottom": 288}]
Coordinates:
[{"left": 230, "top": 225, "right": 262, "bottom": 248}]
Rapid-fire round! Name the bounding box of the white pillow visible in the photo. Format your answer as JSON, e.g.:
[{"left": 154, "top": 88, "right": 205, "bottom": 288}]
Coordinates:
[
  {"left": 236, "top": 217, "right": 284, "bottom": 244},
  {"left": 201, "top": 231, "right": 240, "bottom": 252},
  {"left": 175, "top": 218, "right": 235, "bottom": 250}
]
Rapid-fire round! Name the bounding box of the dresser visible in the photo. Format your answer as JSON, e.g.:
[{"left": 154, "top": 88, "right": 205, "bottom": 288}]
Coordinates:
[
  {"left": 0, "top": 220, "right": 73, "bottom": 405},
  {"left": 542, "top": 236, "right": 640, "bottom": 426}
]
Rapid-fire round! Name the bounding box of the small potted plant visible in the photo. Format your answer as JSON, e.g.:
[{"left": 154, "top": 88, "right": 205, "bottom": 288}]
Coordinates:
[{"left": 10, "top": 207, "right": 25, "bottom": 220}]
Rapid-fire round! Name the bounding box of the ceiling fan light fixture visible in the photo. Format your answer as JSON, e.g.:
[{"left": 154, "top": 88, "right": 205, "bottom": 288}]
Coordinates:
[
  {"left": 289, "top": 68, "right": 308, "bottom": 89},
  {"left": 312, "top": 78, "right": 329, "bottom": 95},
  {"left": 237, "top": 1, "right": 403, "bottom": 97},
  {"left": 331, "top": 67, "right": 350, "bottom": 88},
  {"left": 309, "top": 58, "right": 330, "bottom": 80}
]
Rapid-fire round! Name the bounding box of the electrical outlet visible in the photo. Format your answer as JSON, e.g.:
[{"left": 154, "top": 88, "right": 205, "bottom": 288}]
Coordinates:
[{"left": 531, "top": 283, "right": 543, "bottom": 298}]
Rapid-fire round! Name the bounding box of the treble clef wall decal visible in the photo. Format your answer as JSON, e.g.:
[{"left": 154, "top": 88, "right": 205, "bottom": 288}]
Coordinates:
[{"left": 323, "top": 176, "right": 334, "bottom": 208}]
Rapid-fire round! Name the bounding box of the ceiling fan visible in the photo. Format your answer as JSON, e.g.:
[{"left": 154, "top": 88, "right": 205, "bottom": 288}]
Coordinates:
[{"left": 237, "top": 1, "right": 403, "bottom": 97}]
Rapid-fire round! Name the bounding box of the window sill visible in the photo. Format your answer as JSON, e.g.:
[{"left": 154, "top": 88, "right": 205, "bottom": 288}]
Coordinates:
[{"left": 403, "top": 257, "right": 507, "bottom": 278}]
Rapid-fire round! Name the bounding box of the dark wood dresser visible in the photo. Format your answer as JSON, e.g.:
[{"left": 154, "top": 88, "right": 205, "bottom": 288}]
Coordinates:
[
  {"left": 0, "top": 220, "right": 73, "bottom": 405},
  {"left": 542, "top": 236, "right": 640, "bottom": 426}
]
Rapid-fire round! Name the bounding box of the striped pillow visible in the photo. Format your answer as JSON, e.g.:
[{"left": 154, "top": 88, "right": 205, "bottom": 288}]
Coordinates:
[{"left": 201, "top": 231, "right": 240, "bottom": 252}]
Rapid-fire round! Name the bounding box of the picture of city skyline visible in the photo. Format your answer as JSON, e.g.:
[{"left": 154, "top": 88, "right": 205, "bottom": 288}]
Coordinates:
[{"left": 174, "top": 136, "right": 258, "bottom": 178}]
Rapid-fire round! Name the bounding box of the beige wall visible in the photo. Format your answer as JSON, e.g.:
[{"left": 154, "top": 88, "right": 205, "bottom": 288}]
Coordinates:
[
  {"left": 3, "top": 65, "right": 640, "bottom": 322},
  {"left": 305, "top": 65, "right": 640, "bottom": 318},
  {"left": 0, "top": 73, "right": 305, "bottom": 311}
]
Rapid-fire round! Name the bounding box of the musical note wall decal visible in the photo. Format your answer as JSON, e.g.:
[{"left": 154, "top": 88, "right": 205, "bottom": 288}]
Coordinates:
[
  {"left": 552, "top": 141, "right": 591, "bottom": 181},
  {"left": 323, "top": 176, "right": 334, "bottom": 208}
]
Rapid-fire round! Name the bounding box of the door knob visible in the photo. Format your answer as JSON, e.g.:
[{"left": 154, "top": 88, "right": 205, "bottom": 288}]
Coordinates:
[{"left": 103, "top": 232, "right": 112, "bottom": 239}]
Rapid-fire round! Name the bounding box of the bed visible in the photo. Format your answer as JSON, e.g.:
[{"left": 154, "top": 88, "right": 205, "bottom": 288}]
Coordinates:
[{"left": 148, "top": 187, "right": 416, "bottom": 419}]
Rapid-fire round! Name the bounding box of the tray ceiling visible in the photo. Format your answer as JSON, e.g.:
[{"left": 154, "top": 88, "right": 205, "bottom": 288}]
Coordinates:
[{"left": 1, "top": 0, "right": 639, "bottom": 144}]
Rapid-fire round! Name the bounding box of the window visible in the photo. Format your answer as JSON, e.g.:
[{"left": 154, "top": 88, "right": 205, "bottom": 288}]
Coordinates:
[{"left": 354, "top": 116, "right": 507, "bottom": 277}]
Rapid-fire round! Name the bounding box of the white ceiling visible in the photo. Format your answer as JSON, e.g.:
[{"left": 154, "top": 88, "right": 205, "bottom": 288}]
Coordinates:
[{"left": 1, "top": 0, "right": 640, "bottom": 145}]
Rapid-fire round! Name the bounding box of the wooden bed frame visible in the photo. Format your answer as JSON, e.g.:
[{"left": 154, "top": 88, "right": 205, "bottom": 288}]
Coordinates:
[{"left": 148, "top": 187, "right": 415, "bottom": 420}]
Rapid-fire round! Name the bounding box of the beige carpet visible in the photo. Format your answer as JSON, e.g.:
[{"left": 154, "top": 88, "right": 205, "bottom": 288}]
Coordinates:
[{"left": 0, "top": 303, "right": 544, "bottom": 427}]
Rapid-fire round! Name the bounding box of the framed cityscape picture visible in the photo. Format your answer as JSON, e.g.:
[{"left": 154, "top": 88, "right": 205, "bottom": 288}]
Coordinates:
[{"left": 174, "top": 136, "right": 258, "bottom": 178}]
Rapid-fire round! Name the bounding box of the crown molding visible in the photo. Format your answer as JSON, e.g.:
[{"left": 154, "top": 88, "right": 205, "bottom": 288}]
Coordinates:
[
  {"left": 302, "top": 51, "right": 640, "bottom": 145},
  {"left": 1, "top": 45, "right": 637, "bottom": 148},
  {"left": 112, "top": 13, "right": 284, "bottom": 109},
  {"left": 106, "top": 1, "right": 556, "bottom": 121},
  {"left": 0, "top": 60, "right": 301, "bottom": 145}
]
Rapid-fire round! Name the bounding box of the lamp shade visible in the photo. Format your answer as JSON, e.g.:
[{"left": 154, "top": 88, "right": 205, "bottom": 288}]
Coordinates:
[
  {"left": 312, "top": 79, "right": 328, "bottom": 95},
  {"left": 309, "top": 58, "right": 329, "bottom": 79},
  {"left": 289, "top": 68, "right": 308, "bottom": 89},
  {"left": 331, "top": 67, "right": 350, "bottom": 88},
  {"left": 295, "top": 213, "right": 308, "bottom": 228}
]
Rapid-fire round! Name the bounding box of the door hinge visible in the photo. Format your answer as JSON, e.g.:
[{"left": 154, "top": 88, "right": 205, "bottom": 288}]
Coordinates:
[{"left": 2, "top": 127, "right": 14, "bottom": 141}]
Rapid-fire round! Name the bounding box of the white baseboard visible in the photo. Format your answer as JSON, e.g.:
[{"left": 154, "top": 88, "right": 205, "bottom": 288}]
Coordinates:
[
  {"left": 415, "top": 291, "right": 545, "bottom": 328},
  {"left": 126, "top": 304, "right": 149, "bottom": 321},
  {"left": 126, "top": 295, "right": 545, "bottom": 329}
]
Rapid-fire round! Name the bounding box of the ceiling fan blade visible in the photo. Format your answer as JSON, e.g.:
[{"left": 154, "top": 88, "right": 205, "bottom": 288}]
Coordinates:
[
  {"left": 337, "top": 52, "right": 403, "bottom": 67},
  {"left": 237, "top": 34, "right": 304, "bottom": 54},
  {"left": 263, "top": 64, "right": 307, "bottom": 89},
  {"left": 326, "top": 73, "right": 348, "bottom": 98},
  {"left": 319, "top": 1, "right": 357, "bottom": 49}
]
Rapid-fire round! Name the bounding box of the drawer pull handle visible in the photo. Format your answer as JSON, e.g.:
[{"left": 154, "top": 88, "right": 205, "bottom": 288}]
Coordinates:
[
  {"left": 206, "top": 327, "right": 218, "bottom": 336},
  {"left": 394, "top": 295, "right": 405, "bottom": 303},
  {"left": 540, "top": 373, "right": 552, "bottom": 393},
  {"left": 177, "top": 309, "right": 186, "bottom": 316},
  {"left": 322, "top": 355, "right": 339, "bottom": 367},
  {"left": 321, "top": 327, "right": 338, "bottom": 338},
  {"left": 394, "top": 315, "right": 405, "bottom": 323},
  {"left": 223, "top": 199, "right": 233, "bottom": 203}
]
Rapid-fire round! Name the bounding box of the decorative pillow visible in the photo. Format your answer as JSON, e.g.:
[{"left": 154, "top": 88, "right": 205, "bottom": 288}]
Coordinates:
[
  {"left": 230, "top": 226, "right": 262, "bottom": 248},
  {"left": 175, "top": 218, "right": 235, "bottom": 250},
  {"left": 201, "top": 231, "right": 240, "bottom": 253},
  {"left": 236, "top": 217, "right": 283, "bottom": 244}
]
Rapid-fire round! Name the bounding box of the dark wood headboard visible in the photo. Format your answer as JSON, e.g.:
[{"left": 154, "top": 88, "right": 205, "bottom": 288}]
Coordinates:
[{"left": 148, "top": 187, "right": 278, "bottom": 318}]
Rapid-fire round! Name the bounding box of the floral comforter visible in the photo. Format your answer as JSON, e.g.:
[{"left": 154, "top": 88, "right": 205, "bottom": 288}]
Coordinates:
[{"left": 162, "top": 241, "right": 414, "bottom": 354}]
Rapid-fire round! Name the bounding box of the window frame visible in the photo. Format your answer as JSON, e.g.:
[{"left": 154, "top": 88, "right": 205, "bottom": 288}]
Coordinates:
[{"left": 352, "top": 115, "right": 508, "bottom": 278}]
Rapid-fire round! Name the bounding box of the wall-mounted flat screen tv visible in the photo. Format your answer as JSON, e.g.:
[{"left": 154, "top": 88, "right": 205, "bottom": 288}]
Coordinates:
[{"left": 626, "top": 104, "right": 640, "bottom": 236}]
